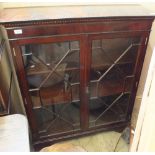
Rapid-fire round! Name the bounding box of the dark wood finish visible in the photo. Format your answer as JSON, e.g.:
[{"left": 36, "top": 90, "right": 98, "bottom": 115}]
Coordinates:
[
  {"left": 11, "top": 46, "right": 38, "bottom": 133},
  {"left": 6, "top": 20, "right": 152, "bottom": 39},
  {"left": 1, "top": 5, "right": 154, "bottom": 150},
  {"left": 126, "top": 32, "right": 150, "bottom": 120},
  {"left": 80, "top": 35, "right": 90, "bottom": 130}
]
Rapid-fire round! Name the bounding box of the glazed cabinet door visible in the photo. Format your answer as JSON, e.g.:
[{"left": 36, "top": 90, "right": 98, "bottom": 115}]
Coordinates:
[
  {"left": 88, "top": 33, "right": 146, "bottom": 128},
  {"left": 12, "top": 36, "right": 83, "bottom": 137}
]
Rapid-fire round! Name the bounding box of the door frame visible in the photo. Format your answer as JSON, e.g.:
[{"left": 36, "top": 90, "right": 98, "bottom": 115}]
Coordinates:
[
  {"left": 10, "top": 34, "right": 88, "bottom": 133},
  {"left": 87, "top": 31, "right": 149, "bottom": 127}
]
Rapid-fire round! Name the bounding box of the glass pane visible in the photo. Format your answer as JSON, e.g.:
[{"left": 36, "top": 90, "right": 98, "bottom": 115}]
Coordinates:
[
  {"left": 21, "top": 41, "right": 80, "bottom": 135},
  {"left": 89, "top": 37, "right": 140, "bottom": 127}
]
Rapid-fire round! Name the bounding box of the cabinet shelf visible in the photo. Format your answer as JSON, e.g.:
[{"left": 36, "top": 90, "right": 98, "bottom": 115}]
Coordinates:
[
  {"left": 26, "top": 61, "right": 132, "bottom": 76},
  {"left": 90, "top": 79, "right": 124, "bottom": 98},
  {"left": 31, "top": 82, "right": 80, "bottom": 108},
  {"left": 31, "top": 78, "right": 128, "bottom": 108},
  {"left": 92, "top": 45, "right": 136, "bottom": 67},
  {"left": 25, "top": 47, "right": 135, "bottom": 76},
  {"left": 26, "top": 63, "right": 80, "bottom": 76},
  {"left": 91, "top": 61, "right": 132, "bottom": 71}
]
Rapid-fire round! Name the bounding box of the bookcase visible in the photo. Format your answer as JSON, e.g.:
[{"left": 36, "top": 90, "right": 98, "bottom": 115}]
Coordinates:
[{"left": 1, "top": 5, "right": 154, "bottom": 150}]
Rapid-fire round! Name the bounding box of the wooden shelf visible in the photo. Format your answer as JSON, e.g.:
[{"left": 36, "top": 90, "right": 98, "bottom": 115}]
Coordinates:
[
  {"left": 92, "top": 45, "right": 135, "bottom": 65},
  {"left": 31, "top": 82, "right": 79, "bottom": 108},
  {"left": 92, "top": 61, "right": 132, "bottom": 71},
  {"left": 90, "top": 79, "right": 124, "bottom": 98},
  {"left": 26, "top": 63, "right": 80, "bottom": 76},
  {"left": 26, "top": 61, "right": 132, "bottom": 76},
  {"left": 31, "top": 78, "right": 129, "bottom": 108},
  {"left": 25, "top": 48, "right": 135, "bottom": 76}
]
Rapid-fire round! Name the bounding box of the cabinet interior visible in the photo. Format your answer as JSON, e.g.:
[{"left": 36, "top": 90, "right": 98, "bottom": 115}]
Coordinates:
[{"left": 20, "top": 36, "right": 140, "bottom": 135}]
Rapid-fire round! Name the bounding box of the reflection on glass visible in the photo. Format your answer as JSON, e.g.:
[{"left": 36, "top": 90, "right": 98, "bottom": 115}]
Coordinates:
[
  {"left": 89, "top": 37, "right": 140, "bottom": 127},
  {"left": 21, "top": 41, "right": 80, "bottom": 134}
]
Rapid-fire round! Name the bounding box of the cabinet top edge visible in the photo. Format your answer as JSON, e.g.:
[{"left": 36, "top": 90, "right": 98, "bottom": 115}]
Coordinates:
[{"left": 0, "top": 5, "right": 155, "bottom": 27}]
